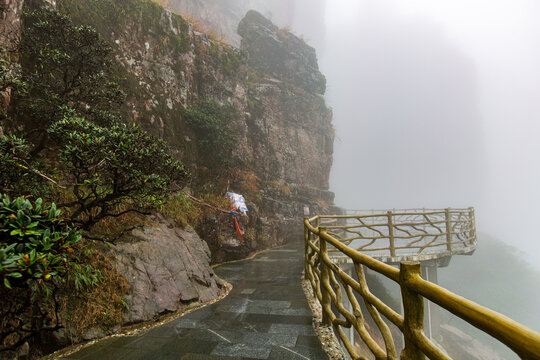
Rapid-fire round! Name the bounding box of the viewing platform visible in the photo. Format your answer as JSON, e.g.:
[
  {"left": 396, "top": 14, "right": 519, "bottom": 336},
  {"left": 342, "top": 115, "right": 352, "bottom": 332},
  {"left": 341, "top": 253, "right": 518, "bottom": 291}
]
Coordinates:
[
  {"left": 318, "top": 208, "right": 477, "bottom": 266},
  {"left": 304, "top": 209, "right": 540, "bottom": 360}
]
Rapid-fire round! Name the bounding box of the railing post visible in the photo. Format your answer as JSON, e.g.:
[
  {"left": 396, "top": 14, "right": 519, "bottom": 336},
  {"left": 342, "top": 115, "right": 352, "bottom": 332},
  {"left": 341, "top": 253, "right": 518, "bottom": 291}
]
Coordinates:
[
  {"left": 399, "top": 262, "right": 425, "bottom": 360},
  {"left": 304, "top": 219, "right": 309, "bottom": 276},
  {"left": 387, "top": 211, "right": 396, "bottom": 257},
  {"left": 319, "top": 228, "right": 332, "bottom": 326},
  {"left": 469, "top": 207, "right": 476, "bottom": 245},
  {"left": 445, "top": 208, "right": 452, "bottom": 251}
]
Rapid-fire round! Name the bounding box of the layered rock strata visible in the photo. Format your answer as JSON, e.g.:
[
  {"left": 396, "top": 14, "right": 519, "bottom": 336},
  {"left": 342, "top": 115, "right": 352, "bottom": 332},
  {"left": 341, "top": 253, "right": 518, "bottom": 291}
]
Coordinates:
[{"left": 58, "top": 1, "right": 335, "bottom": 263}]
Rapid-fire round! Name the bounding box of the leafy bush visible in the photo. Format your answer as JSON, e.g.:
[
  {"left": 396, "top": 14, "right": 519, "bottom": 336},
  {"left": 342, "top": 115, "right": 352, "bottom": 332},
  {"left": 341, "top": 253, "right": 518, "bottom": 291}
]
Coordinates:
[
  {"left": 0, "top": 195, "right": 116, "bottom": 355},
  {"left": 0, "top": 52, "right": 26, "bottom": 112},
  {"left": 48, "top": 116, "right": 189, "bottom": 229},
  {"left": 13, "top": 3, "right": 125, "bottom": 140},
  {"left": 0, "top": 194, "right": 81, "bottom": 290},
  {"left": 184, "top": 100, "right": 238, "bottom": 165},
  {"left": 0, "top": 134, "right": 46, "bottom": 196},
  {"left": 0, "top": 135, "right": 30, "bottom": 192},
  {"left": 161, "top": 191, "right": 229, "bottom": 228}
]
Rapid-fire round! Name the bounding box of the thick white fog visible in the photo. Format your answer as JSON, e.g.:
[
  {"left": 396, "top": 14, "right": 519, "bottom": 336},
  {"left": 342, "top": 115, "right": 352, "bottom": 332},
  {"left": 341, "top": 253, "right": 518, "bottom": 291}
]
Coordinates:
[{"left": 287, "top": 0, "right": 540, "bottom": 268}]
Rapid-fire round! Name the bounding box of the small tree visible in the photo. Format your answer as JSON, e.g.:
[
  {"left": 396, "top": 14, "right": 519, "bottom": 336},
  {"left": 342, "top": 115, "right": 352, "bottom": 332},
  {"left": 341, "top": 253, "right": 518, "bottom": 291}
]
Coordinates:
[
  {"left": 12, "top": 3, "right": 125, "bottom": 148},
  {"left": 48, "top": 116, "right": 189, "bottom": 229}
]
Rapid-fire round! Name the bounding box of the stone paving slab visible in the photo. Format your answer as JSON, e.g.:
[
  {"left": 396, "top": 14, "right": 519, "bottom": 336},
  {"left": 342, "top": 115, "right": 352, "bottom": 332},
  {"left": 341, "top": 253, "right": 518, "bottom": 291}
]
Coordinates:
[{"left": 59, "top": 241, "right": 328, "bottom": 360}]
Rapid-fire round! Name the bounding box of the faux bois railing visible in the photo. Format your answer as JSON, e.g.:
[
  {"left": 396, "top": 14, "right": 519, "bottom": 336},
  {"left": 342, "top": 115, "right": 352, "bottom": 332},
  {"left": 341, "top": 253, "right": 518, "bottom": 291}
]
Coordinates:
[
  {"left": 319, "top": 208, "right": 476, "bottom": 262},
  {"left": 304, "top": 210, "right": 540, "bottom": 360}
]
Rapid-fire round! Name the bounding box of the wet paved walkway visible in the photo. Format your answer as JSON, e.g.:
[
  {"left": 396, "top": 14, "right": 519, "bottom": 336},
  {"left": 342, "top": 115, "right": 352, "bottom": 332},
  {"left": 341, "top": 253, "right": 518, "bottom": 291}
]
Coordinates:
[{"left": 60, "top": 241, "right": 329, "bottom": 360}]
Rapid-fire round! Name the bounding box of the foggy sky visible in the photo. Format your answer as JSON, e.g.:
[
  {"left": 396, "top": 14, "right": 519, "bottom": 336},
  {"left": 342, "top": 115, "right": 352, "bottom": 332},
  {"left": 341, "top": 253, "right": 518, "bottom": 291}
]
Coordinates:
[
  {"left": 324, "top": 3, "right": 485, "bottom": 210},
  {"left": 286, "top": 0, "right": 540, "bottom": 268}
]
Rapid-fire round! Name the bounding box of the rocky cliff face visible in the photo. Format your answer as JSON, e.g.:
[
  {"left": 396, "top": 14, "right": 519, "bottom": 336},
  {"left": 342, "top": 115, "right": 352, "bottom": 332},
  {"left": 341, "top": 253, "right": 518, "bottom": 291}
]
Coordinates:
[
  {"left": 0, "top": 0, "right": 23, "bottom": 48},
  {"left": 2, "top": 0, "right": 335, "bottom": 353},
  {"left": 58, "top": 0, "right": 335, "bottom": 263},
  {"left": 5, "top": 0, "right": 334, "bottom": 324},
  {"left": 238, "top": 10, "right": 326, "bottom": 97}
]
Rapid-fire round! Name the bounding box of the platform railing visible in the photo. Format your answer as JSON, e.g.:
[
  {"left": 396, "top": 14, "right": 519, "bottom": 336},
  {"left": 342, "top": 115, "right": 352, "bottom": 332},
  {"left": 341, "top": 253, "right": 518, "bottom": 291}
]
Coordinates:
[
  {"left": 304, "top": 216, "right": 540, "bottom": 360},
  {"left": 318, "top": 208, "right": 476, "bottom": 261}
]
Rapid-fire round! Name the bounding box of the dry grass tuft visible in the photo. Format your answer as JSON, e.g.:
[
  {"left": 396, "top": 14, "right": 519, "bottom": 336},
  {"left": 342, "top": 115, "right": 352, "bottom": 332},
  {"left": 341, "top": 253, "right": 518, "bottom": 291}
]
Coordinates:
[
  {"left": 276, "top": 25, "right": 292, "bottom": 40},
  {"left": 234, "top": 170, "right": 261, "bottom": 196},
  {"left": 161, "top": 191, "right": 202, "bottom": 227},
  {"left": 161, "top": 191, "right": 229, "bottom": 228},
  {"left": 181, "top": 13, "right": 225, "bottom": 42},
  {"left": 316, "top": 198, "right": 330, "bottom": 212},
  {"left": 58, "top": 241, "right": 130, "bottom": 341}
]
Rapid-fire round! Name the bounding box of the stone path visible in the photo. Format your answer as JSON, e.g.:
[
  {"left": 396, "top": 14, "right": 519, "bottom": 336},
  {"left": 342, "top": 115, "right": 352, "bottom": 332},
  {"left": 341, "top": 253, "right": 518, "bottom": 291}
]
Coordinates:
[{"left": 59, "top": 241, "right": 329, "bottom": 360}]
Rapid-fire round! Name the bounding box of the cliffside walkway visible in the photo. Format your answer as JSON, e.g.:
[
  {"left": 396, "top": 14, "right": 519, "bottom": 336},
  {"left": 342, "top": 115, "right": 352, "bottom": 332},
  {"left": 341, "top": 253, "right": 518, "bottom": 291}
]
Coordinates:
[
  {"left": 59, "top": 242, "right": 329, "bottom": 360},
  {"left": 305, "top": 211, "right": 540, "bottom": 359}
]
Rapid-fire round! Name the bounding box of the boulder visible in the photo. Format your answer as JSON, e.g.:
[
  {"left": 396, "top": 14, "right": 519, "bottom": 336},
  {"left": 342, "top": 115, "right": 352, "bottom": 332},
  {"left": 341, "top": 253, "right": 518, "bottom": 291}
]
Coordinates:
[{"left": 111, "top": 215, "right": 224, "bottom": 324}]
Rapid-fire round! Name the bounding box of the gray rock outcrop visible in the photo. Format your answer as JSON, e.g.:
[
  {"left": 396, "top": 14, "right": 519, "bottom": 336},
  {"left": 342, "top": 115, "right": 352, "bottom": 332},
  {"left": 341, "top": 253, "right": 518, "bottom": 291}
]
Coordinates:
[
  {"left": 238, "top": 10, "right": 326, "bottom": 94},
  {"left": 112, "top": 215, "right": 224, "bottom": 324},
  {"left": 154, "top": 0, "right": 301, "bottom": 47}
]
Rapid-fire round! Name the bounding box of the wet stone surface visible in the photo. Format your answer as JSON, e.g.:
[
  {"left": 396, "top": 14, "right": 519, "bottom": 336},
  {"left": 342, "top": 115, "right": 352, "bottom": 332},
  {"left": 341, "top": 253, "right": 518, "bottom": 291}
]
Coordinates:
[{"left": 59, "top": 241, "right": 329, "bottom": 360}]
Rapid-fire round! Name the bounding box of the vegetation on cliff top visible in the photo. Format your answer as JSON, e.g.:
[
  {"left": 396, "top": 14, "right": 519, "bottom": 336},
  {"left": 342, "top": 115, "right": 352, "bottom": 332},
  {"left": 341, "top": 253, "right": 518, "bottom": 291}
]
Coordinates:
[
  {"left": 58, "top": 0, "right": 190, "bottom": 53},
  {"left": 16, "top": 4, "right": 125, "bottom": 138}
]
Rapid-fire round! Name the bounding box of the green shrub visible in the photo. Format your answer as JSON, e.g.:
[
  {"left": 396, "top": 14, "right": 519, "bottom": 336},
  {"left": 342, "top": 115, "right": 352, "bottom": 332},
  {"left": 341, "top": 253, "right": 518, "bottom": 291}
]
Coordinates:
[
  {"left": 0, "top": 135, "right": 30, "bottom": 192},
  {"left": 0, "top": 52, "right": 26, "bottom": 119},
  {"left": 183, "top": 100, "right": 238, "bottom": 165},
  {"left": 0, "top": 134, "right": 46, "bottom": 196},
  {"left": 0, "top": 194, "right": 81, "bottom": 290},
  {"left": 14, "top": 3, "right": 125, "bottom": 138},
  {"left": 48, "top": 116, "right": 189, "bottom": 229}
]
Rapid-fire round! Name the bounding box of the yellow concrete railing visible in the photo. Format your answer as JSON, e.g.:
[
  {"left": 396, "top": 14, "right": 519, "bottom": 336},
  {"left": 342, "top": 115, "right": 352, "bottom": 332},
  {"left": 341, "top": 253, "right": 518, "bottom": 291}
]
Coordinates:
[
  {"left": 317, "top": 208, "right": 477, "bottom": 263},
  {"left": 304, "top": 215, "right": 540, "bottom": 360}
]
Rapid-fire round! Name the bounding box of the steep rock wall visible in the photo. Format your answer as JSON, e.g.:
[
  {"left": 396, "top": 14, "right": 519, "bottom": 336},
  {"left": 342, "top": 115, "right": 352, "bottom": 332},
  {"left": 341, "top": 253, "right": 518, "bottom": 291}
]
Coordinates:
[
  {"left": 58, "top": 0, "right": 335, "bottom": 263},
  {"left": 0, "top": 0, "right": 23, "bottom": 47},
  {"left": 238, "top": 10, "right": 326, "bottom": 95}
]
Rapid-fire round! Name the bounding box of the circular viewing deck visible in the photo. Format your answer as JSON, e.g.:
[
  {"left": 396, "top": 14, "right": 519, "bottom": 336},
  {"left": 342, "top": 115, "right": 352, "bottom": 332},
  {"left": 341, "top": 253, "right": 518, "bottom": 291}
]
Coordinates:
[{"left": 312, "top": 208, "right": 477, "bottom": 265}]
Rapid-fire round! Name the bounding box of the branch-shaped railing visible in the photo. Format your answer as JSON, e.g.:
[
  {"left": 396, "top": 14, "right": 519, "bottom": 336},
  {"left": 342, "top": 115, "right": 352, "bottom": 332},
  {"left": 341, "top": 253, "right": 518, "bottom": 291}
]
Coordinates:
[
  {"left": 304, "top": 215, "right": 540, "bottom": 360},
  {"left": 319, "top": 208, "right": 476, "bottom": 262}
]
